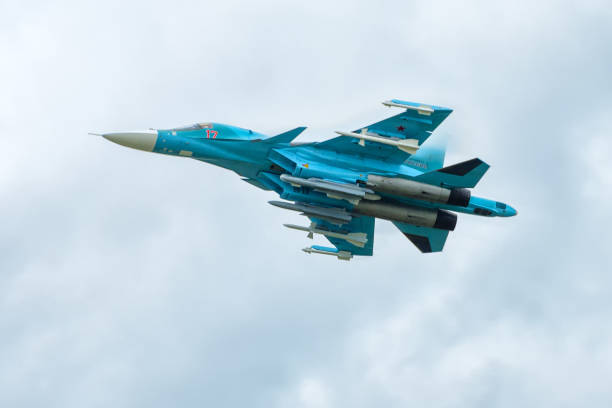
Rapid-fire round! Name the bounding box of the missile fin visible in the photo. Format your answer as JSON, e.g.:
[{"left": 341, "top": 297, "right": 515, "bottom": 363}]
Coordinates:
[{"left": 347, "top": 240, "right": 365, "bottom": 248}]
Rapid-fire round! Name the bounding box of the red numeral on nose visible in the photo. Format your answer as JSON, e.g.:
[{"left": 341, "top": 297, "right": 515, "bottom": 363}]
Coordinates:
[{"left": 206, "top": 130, "right": 218, "bottom": 139}]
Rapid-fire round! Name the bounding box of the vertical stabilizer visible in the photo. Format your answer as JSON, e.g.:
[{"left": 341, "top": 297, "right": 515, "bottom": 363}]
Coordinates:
[
  {"left": 414, "top": 158, "right": 490, "bottom": 188},
  {"left": 405, "top": 132, "right": 447, "bottom": 171}
]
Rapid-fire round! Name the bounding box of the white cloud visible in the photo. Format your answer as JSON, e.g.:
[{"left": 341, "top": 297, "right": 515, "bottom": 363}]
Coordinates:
[
  {"left": 297, "top": 378, "right": 333, "bottom": 408},
  {"left": 1, "top": 0, "right": 611, "bottom": 407}
]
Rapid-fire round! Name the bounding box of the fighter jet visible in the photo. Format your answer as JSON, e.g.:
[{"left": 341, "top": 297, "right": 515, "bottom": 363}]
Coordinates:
[{"left": 96, "top": 99, "right": 516, "bottom": 260}]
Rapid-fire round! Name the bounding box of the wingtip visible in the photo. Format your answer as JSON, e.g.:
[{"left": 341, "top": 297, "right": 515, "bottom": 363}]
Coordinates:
[{"left": 383, "top": 99, "right": 453, "bottom": 113}]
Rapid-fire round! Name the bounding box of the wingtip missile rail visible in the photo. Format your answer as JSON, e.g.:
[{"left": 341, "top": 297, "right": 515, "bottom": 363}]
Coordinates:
[{"left": 382, "top": 100, "right": 435, "bottom": 115}]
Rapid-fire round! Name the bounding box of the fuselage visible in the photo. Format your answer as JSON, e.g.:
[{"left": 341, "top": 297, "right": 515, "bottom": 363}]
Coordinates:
[{"left": 101, "top": 123, "right": 516, "bottom": 220}]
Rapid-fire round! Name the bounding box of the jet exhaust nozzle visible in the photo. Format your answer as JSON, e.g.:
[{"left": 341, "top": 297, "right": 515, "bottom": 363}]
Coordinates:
[
  {"left": 432, "top": 209, "right": 457, "bottom": 230},
  {"left": 447, "top": 188, "right": 471, "bottom": 207}
]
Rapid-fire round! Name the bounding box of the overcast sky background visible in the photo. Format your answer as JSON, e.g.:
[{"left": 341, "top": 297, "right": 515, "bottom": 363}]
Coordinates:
[{"left": 1, "top": 0, "right": 611, "bottom": 407}]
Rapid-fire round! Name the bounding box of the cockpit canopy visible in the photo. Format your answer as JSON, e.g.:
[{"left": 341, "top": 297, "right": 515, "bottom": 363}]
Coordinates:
[
  {"left": 169, "top": 122, "right": 213, "bottom": 131},
  {"left": 160, "top": 122, "right": 266, "bottom": 141}
]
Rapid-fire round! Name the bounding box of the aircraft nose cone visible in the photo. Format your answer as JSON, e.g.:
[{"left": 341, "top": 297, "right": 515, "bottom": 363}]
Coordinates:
[{"left": 102, "top": 130, "right": 158, "bottom": 152}]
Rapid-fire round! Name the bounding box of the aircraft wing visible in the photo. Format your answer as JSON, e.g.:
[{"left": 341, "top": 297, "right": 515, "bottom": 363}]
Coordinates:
[
  {"left": 393, "top": 221, "right": 449, "bottom": 253},
  {"left": 317, "top": 99, "right": 453, "bottom": 163},
  {"left": 305, "top": 214, "right": 375, "bottom": 258}
]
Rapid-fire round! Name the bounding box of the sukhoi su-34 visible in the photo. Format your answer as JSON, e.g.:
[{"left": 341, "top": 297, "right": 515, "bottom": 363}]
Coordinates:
[{"left": 96, "top": 99, "right": 517, "bottom": 260}]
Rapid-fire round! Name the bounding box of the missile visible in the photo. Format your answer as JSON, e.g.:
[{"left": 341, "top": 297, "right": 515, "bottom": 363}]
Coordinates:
[
  {"left": 284, "top": 223, "right": 368, "bottom": 248},
  {"left": 279, "top": 174, "right": 380, "bottom": 203},
  {"left": 268, "top": 200, "right": 352, "bottom": 225},
  {"left": 302, "top": 246, "right": 353, "bottom": 261},
  {"left": 382, "top": 100, "right": 434, "bottom": 115},
  {"left": 335, "top": 130, "right": 420, "bottom": 154}
]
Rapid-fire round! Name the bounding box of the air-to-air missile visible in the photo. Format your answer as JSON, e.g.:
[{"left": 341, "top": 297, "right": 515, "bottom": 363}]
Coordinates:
[
  {"left": 268, "top": 200, "right": 352, "bottom": 225},
  {"left": 335, "top": 129, "right": 420, "bottom": 154},
  {"left": 302, "top": 246, "right": 353, "bottom": 261},
  {"left": 283, "top": 223, "right": 368, "bottom": 247}
]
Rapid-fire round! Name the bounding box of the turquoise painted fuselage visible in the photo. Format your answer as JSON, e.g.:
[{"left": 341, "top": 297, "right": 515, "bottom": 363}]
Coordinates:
[{"left": 152, "top": 123, "right": 515, "bottom": 218}]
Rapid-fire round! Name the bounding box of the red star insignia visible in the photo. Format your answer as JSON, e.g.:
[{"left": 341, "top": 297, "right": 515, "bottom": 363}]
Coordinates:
[{"left": 397, "top": 125, "right": 405, "bottom": 132}]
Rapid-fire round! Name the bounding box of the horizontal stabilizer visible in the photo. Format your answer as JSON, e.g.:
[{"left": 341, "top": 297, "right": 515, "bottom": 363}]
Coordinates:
[
  {"left": 414, "top": 158, "right": 489, "bottom": 188},
  {"left": 393, "top": 222, "right": 450, "bottom": 253},
  {"left": 263, "top": 127, "right": 307, "bottom": 144}
]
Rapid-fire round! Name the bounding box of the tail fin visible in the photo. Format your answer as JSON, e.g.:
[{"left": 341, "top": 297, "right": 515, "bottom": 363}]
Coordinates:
[
  {"left": 414, "top": 158, "right": 489, "bottom": 188},
  {"left": 262, "top": 127, "right": 306, "bottom": 144},
  {"left": 406, "top": 132, "right": 447, "bottom": 171},
  {"left": 407, "top": 144, "right": 446, "bottom": 171}
]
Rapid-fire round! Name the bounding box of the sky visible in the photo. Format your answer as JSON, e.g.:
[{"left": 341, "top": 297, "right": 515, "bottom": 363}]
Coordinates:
[{"left": 1, "top": 0, "right": 611, "bottom": 407}]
